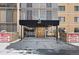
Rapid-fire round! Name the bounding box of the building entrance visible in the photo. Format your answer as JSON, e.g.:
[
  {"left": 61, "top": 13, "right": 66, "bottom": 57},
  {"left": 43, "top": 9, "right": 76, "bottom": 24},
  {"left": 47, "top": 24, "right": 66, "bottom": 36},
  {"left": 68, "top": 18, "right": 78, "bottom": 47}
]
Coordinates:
[
  {"left": 35, "top": 27, "right": 45, "bottom": 38},
  {"left": 24, "top": 27, "right": 45, "bottom": 38},
  {"left": 19, "top": 20, "right": 59, "bottom": 40},
  {"left": 24, "top": 27, "right": 35, "bottom": 37}
]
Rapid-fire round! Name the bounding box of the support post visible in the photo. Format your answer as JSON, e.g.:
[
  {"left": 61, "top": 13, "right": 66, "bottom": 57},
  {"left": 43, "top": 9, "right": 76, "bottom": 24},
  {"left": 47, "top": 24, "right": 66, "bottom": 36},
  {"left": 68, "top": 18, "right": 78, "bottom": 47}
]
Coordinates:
[
  {"left": 21, "top": 25, "right": 22, "bottom": 40},
  {"left": 56, "top": 25, "right": 58, "bottom": 42},
  {"left": 45, "top": 27, "right": 46, "bottom": 38}
]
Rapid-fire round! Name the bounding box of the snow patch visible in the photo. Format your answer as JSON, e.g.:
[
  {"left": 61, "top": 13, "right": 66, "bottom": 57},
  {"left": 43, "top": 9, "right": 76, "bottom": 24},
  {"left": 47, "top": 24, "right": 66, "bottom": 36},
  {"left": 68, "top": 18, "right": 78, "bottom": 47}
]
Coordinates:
[{"left": 69, "top": 43, "right": 79, "bottom": 46}]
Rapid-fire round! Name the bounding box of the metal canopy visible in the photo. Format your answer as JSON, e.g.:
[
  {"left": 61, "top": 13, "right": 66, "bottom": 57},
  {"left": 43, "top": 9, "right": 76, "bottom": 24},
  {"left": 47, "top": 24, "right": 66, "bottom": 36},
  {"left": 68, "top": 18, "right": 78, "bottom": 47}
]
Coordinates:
[
  {"left": 19, "top": 20, "right": 59, "bottom": 27},
  {"left": 19, "top": 20, "right": 59, "bottom": 41}
]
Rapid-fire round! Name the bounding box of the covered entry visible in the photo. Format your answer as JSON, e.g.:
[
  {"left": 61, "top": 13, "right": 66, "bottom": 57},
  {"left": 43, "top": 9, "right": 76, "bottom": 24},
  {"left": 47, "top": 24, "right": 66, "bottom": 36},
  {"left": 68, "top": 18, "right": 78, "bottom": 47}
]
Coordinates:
[
  {"left": 35, "top": 26, "right": 45, "bottom": 38},
  {"left": 24, "top": 27, "right": 35, "bottom": 37},
  {"left": 19, "top": 20, "right": 59, "bottom": 39},
  {"left": 24, "top": 26, "right": 45, "bottom": 38}
]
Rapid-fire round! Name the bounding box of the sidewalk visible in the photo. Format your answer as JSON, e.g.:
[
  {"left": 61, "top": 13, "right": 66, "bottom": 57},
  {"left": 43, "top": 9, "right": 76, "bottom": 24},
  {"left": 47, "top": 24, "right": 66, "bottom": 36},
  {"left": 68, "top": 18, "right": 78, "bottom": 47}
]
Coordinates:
[
  {"left": 0, "top": 39, "right": 23, "bottom": 55},
  {"left": 0, "top": 37, "right": 79, "bottom": 55},
  {"left": 6, "top": 37, "right": 79, "bottom": 55}
]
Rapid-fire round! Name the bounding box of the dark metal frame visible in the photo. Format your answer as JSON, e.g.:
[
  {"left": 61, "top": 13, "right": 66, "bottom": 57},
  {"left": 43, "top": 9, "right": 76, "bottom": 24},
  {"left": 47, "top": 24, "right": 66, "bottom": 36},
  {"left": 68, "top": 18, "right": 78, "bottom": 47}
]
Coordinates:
[{"left": 19, "top": 20, "right": 59, "bottom": 41}]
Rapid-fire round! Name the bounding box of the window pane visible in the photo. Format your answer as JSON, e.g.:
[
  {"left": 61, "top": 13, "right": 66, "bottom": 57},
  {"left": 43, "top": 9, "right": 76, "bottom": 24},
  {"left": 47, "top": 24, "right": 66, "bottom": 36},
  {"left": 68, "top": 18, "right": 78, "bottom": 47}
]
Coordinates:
[
  {"left": 27, "top": 10, "right": 32, "bottom": 20},
  {"left": 59, "top": 17, "right": 65, "bottom": 22},
  {"left": 46, "top": 11, "right": 52, "bottom": 20},
  {"left": 75, "top": 6, "right": 79, "bottom": 11},
  {"left": 32, "top": 10, "right": 38, "bottom": 20},
  {"left": 40, "top": 10, "right": 46, "bottom": 20},
  {"left": 46, "top": 3, "right": 52, "bottom": 7},
  {"left": 59, "top": 28, "right": 65, "bottom": 32},
  {"left": 0, "top": 10, "right": 6, "bottom": 23},
  {"left": 74, "top": 17, "right": 79, "bottom": 22},
  {"left": 59, "top": 6, "right": 65, "bottom": 11},
  {"left": 0, "top": 3, "right": 16, "bottom": 7},
  {"left": 74, "top": 28, "right": 79, "bottom": 32},
  {"left": 27, "top": 3, "right": 32, "bottom": 7},
  {"left": 6, "top": 10, "right": 13, "bottom": 22}
]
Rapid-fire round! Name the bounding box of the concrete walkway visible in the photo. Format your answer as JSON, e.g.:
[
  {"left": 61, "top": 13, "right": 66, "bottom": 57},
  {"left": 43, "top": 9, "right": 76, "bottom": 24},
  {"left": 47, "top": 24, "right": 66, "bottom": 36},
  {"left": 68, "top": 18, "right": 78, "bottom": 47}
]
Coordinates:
[
  {"left": 6, "top": 37, "right": 79, "bottom": 55},
  {"left": 6, "top": 37, "right": 73, "bottom": 49}
]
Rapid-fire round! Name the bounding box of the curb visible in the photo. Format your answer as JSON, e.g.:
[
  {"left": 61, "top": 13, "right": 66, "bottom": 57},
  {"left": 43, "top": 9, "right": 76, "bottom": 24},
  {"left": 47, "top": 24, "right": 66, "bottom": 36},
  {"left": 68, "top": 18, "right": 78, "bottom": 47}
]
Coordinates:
[
  {"left": 62, "top": 41, "right": 79, "bottom": 48},
  {"left": 9, "top": 39, "right": 21, "bottom": 43}
]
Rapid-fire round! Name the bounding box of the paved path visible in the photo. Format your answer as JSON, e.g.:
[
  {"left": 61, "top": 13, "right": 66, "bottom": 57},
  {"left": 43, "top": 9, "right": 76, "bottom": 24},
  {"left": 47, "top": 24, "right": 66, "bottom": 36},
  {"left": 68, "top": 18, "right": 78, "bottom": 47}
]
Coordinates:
[{"left": 6, "top": 37, "right": 79, "bottom": 55}]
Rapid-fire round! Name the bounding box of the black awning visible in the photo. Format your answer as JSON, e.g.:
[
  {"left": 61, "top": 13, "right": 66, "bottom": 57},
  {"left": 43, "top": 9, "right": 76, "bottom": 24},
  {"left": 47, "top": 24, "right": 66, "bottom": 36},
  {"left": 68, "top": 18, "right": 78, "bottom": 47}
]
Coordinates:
[{"left": 19, "top": 20, "right": 59, "bottom": 27}]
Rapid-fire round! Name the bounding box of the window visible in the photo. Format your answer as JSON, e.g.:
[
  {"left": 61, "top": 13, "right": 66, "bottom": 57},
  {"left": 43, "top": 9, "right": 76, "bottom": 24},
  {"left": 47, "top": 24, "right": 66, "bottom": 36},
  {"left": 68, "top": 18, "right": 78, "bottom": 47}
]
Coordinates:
[
  {"left": 46, "top": 3, "right": 52, "bottom": 7},
  {"left": 0, "top": 9, "right": 13, "bottom": 23},
  {"left": 40, "top": 10, "right": 46, "bottom": 20},
  {"left": 74, "top": 6, "right": 79, "bottom": 11},
  {"left": 46, "top": 11, "right": 52, "bottom": 20},
  {"left": 27, "top": 3, "right": 32, "bottom": 7},
  {"left": 0, "top": 9, "right": 17, "bottom": 32},
  {"left": 6, "top": 10, "right": 13, "bottom": 22},
  {"left": 59, "top": 17, "right": 65, "bottom": 22},
  {"left": 74, "top": 17, "right": 79, "bottom": 22},
  {"left": 0, "top": 10, "right": 6, "bottom": 23},
  {"left": 59, "top": 28, "right": 65, "bottom": 32},
  {"left": 59, "top": 6, "right": 65, "bottom": 11},
  {"left": 27, "top": 10, "right": 32, "bottom": 20},
  {"left": 74, "top": 28, "right": 79, "bottom": 32},
  {"left": 0, "top": 3, "right": 16, "bottom": 7}
]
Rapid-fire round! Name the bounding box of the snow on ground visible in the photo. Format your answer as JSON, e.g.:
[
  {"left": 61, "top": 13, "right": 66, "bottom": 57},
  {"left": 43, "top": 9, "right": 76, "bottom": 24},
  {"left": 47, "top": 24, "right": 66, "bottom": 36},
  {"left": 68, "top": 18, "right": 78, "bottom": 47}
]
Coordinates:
[
  {"left": 0, "top": 43, "right": 10, "bottom": 50},
  {"left": 69, "top": 43, "right": 79, "bottom": 46},
  {"left": 0, "top": 42, "right": 28, "bottom": 55},
  {"left": 0, "top": 39, "right": 27, "bottom": 55},
  {"left": 0, "top": 38, "right": 39, "bottom": 55}
]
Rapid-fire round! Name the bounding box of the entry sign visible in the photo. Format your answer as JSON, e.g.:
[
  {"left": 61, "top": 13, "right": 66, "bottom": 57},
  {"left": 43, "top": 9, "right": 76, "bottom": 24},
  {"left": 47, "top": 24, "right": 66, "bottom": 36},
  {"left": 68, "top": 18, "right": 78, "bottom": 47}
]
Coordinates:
[
  {"left": 0, "top": 33, "right": 13, "bottom": 42},
  {"left": 67, "top": 33, "right": 79, "bottom": 42}
]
